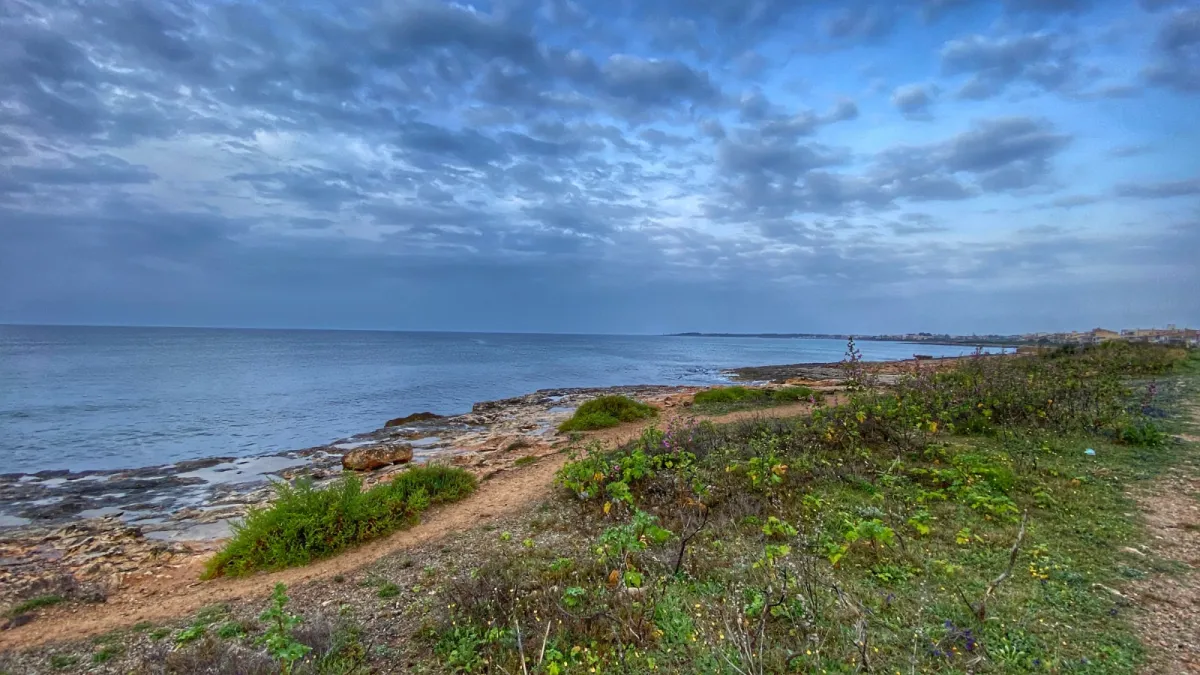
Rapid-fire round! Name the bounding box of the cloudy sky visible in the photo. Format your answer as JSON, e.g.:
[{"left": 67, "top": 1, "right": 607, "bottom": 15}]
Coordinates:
[{"left": 1, "top": 0, "right": 1198, "bottom": 335}]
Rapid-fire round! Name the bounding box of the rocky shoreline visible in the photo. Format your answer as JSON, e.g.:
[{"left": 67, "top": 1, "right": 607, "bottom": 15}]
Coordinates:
[
  {"left": 0, "top": 354, "right": 984, "bottom": 612},
  {"left": 0, "top": 382, "right": 709, "bottom": 608}
]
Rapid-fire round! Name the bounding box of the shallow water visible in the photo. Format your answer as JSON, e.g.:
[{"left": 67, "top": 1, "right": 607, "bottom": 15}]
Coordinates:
[{"left": 1, "top": 325, "right": 997, "bottom": 473}]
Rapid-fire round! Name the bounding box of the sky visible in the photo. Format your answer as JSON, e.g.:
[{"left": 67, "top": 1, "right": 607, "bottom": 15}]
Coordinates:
[{"left": 1, "top": 0, "right": 1198, "bottom": 335}]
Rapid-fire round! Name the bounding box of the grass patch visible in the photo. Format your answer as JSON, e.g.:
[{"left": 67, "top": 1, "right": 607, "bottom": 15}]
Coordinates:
[
  {"left": 5, "top": 594, "right": 64, "bottom": 617},
  {"left": 428, "top": 343, "right": 1196, "bottom": 674},
  {"left": 92, "top": 644, "right": 123, "bottom": 664},
  {"left": 557, "top": 395, "right": 657, "bottom": 432},
  {"left": 692, "top": 384, "right": 821, "bottom": 413},
  {"left": 203, "top": 464, "right": 477, "bottom": 578},
  {"left": 513, "top": 455, "right": 539, "bottom": 467},
  {"left": 48, "top": 654, "right": 78, "bottom": 670}
]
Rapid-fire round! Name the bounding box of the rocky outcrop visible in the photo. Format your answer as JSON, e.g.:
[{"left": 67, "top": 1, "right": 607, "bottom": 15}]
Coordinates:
[
  {"left": 0, "top": 517, "right": 200, "bottom": 608},
  {"left": 341, "top": 443, "right": 414, "bottom": 471},
  {"left": 384, "top": 412, "right": 443, "bottom": 427}
]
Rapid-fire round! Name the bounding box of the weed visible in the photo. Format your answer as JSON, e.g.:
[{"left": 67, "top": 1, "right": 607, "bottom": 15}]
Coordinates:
[
  {"left": 377, "top": 582, "right": 400, "bottom": 599},
  {"left": 174, "top": 624, "right": 206, "bottom": 646},
  {"left": 216, "top": 620, "right": 253, "bottom": 639},
  {"left": 258, "top": 583, "right": 311, "bottom": 674}
]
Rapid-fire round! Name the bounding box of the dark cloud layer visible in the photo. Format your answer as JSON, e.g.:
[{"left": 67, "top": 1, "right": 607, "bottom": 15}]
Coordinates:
[{"left": 0, "top": 0, "right": 1197, "bottom": 333}]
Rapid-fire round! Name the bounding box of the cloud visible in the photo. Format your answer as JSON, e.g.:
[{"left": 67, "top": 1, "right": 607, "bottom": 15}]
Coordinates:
[
  {"left": 1046, "top": 194, "right": 1103, "bottom": 208},
  {"left": 1004, "top": 0, "right": 1093, "bottom": 14},
  {"left": 941, "top": 32, "right": 1079, "bottom": 99},
  {"left": 1144, "top": 7, "right": 1200, "bottom": 92},
  {"left": 873, "top": 117, "right": 1072, "bottom": 197},
  {"left": 0, "top": 0, "right": 1195, "bottom": 333},
  {"left": 598, "top": 55, "right": 720, "bottom": 106},
  {"left": 1140, "top": 0, "right": 1187, "bottom": 12},
  {"left": 822, "top": 5, "right": 896, "bottom": 44},
  {"left": 711, "top": 116, "right": 1072, "bottom": 225},
  {"left": 889, "top": 213, "right": 950, "bottom": 235},
  {"left": 1107, "top": 144, "right": 1153, "bottom": 158},
  {"left": 1114, "top": 178, "right": 1200, "bottom": 198},
  {"left": 4, "top": 154, "right": 157, "bottom": 189},
  {"left": 891, "top": 84, "right": 937, "bottom": 119},
  {"left": 924, "top": 0, "right": 1095, "bottom": 22}
]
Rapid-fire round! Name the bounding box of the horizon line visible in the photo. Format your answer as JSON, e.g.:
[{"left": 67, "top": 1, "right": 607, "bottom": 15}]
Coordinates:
[{"left": 0, "top": 321, "right": 1141, "bottom": 338}]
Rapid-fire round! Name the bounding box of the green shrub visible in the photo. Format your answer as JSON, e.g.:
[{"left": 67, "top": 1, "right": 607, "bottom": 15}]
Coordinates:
[
  {"left": 692, "top": 385, "right": 820, "bottom": 410},
  {"left": 692, "top": 385, "right": 753, "bottom": 404},
  {"left": 204, "top": 465, "right": 476, "bottom": 577},
  {"left": 558, "top": 395, "right": 657, "bottom": 432}
]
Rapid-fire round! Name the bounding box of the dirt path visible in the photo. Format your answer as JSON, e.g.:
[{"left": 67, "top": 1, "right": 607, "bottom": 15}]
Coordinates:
[
  {"left": 0, "top": 400, "right": 825, "bottom": 652},
  {"left": 1132, "top": 403, "right": 1200, "bottom": 674}
]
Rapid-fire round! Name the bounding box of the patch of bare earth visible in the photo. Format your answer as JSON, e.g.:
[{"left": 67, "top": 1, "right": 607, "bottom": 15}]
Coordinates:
[
  {"left": 1132, "top": 405, "right": 1200, "bottom": 674},
  {"left": 0, "top": 391, "right": 830, "bottom": 653}
]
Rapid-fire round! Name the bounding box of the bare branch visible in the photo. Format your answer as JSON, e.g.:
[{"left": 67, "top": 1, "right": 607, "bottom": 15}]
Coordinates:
[{"left": 977, "top": 510, "right": 1029, "bottom": 621}]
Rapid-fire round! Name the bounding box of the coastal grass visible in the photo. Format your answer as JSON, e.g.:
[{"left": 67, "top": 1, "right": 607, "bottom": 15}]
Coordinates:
[
  {"left": 692, "top": 384, "right": 822, "bottom": 413},
  {"left": 5, "top": 593, "right": 64, "bottom": 617},
  {"left": 557, "top": 394, "right": 658, "bottom": 432},
  {"left": 203, "top": 465, "right": 476, "bottom": 578},
  {"left": 427, "top": 342, "right": 1196, "bottom": 673}
]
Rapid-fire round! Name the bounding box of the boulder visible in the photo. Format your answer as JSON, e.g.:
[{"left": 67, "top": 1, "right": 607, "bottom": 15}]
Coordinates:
[
  {"left": 384, "top": 412, "right": 443, "bottom": 428},
  {"left": 341, "top": 444, "right": 414, "bottom": 471}
]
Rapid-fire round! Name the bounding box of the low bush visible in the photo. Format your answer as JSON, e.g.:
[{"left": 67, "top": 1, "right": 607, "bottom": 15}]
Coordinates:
[
  {"left": 204, "top": 465, "right": 476, "bottom": 578},
  {"left": 692, "top": 384, "right": 820, "bottom": 410},
  {"left": 557, "top": 395, "right": 657, "bottom": 432}
]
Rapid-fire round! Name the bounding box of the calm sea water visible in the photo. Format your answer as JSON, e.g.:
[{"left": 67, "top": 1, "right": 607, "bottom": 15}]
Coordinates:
[{"left": 1, "top": 325, "right": 992, "bottom": 473}]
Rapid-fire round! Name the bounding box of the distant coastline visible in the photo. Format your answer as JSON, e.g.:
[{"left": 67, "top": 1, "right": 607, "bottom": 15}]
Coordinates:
[
  {"left": 667, "top": 332, "right": 1022, "bottom": 348},
  {"left": 669, "top": 325, "right": 1200, "bottom": 349}
]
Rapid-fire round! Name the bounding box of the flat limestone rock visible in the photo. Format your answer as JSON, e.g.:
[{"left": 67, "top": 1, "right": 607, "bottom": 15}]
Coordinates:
[{"left": 341, "top": 444, "right": 414, "bottom": 471}]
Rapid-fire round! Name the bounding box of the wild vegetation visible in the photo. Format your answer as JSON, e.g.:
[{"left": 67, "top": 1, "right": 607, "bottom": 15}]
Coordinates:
[
  {"left": 204, "top": 465, "right": 476, "bottom": 578},
  {"left": 558, "top": 395, "right": 659, "bottom": 432},
  {"left": 692, "top": 385, "right": 823, "bottom": 414},
  {"left": 130, "top": 584, "right": 368, "bottom": 674},
  {"left": 7, "top": 342, "right": 1196, "bottom": 675},
  {"left": 423, "top": 342, "right": 1194, "bottom": 673}
]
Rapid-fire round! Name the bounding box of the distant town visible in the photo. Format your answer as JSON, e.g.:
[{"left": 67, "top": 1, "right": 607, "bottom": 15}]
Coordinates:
[{"left": 670, "top": 325, "right": 1200, "bottom": 348}]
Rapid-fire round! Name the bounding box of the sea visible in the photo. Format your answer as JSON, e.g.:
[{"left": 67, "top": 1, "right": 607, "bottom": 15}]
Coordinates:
[{"left": 0, "top": 325, "right": 996, "bottom": 474}]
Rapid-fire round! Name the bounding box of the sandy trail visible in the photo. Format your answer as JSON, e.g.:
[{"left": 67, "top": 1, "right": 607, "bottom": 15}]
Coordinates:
[
  {"left": 1133, "top": 402, "right": 1200, "bottom": 674},
  {"left": 0, "top": 400, "right": 824, "bottom": 652}
]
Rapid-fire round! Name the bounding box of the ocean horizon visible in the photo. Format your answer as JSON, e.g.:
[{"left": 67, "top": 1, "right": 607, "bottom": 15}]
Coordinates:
[{"left": 1, "top": 324, "right": 995, "bottom": 474}]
